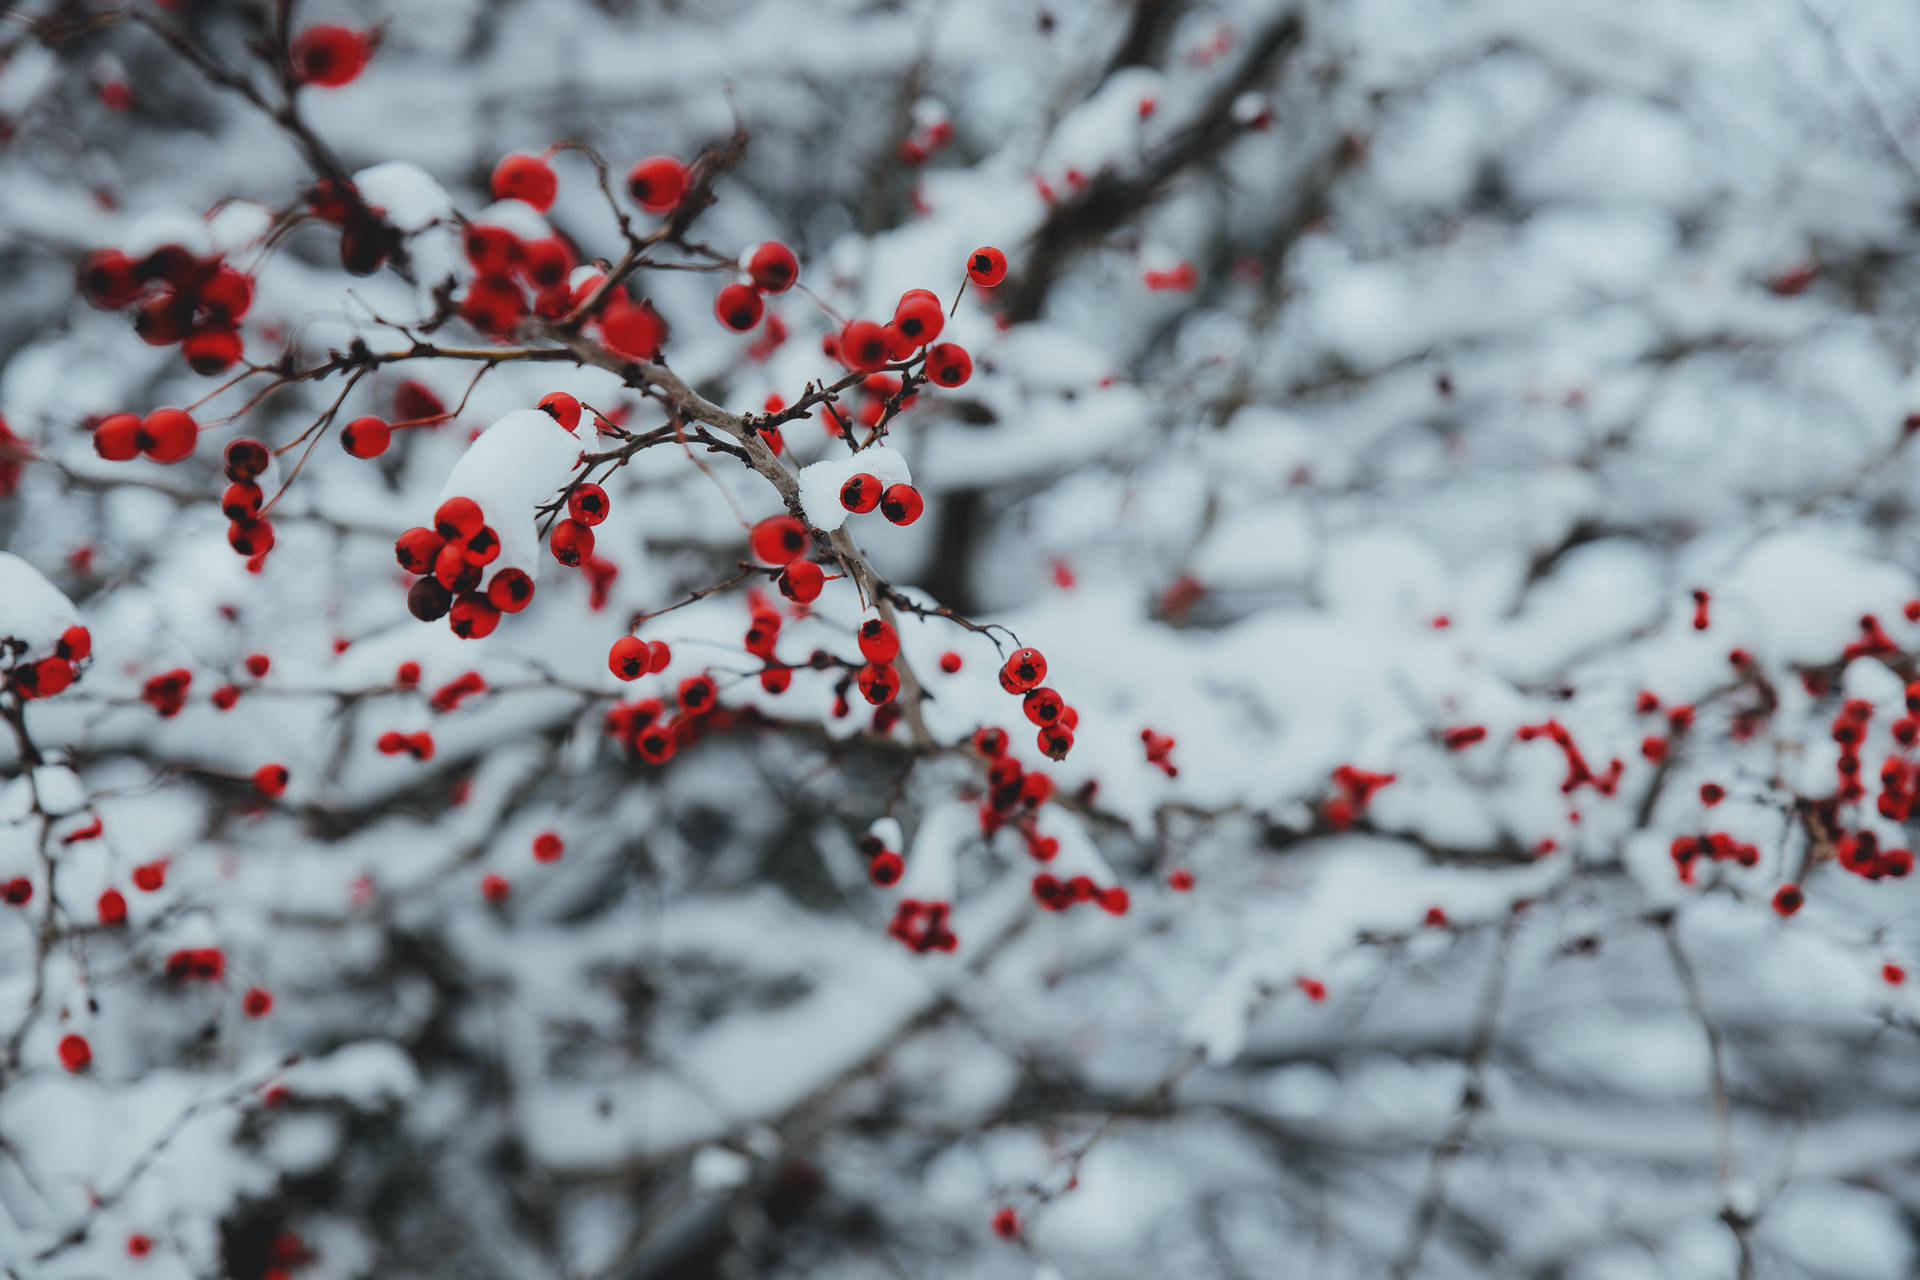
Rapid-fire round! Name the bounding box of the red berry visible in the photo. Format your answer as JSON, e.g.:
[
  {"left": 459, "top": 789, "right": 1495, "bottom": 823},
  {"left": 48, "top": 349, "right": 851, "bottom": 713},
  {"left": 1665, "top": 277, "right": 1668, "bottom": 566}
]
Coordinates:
[
  {"left": 939, "top": 651, "right": 962, "bottom": 673},
  {"left": 487, "top": 568, "right": 535, "bottom": 613},
  {"left": 967, "top": 246, "right": 1008, "bottom": 287},
  {"left": 78, "top": 249, "right": 142, "bottom": 308},
  {"left": 857, "top": 661, "right": 899, "bottom": 705},
  {"left": 57, "top": 1033, "right": 91, "bottom": 1073},
  {"left": 291, "top": 24, "right": 370, "bottom": 87},
  {"left": 253, "top": 763, "right": 290, "bottom": 798},
  {"left": 244, "top": 653, "right": 270, "bottom": 678},
  {"left": 132, "top": 861, "right": 166, "bottom": 892},
  {"left": 678, "top": 673, "right": 717, "bottom": 712},
  {"left": 778, "top": 560, "right": 825, "bottom": 603},
  {"left": 491, "top": 153, "right": 558, "bottom": 212},
  {"left": 857, "top": 618, "right": 900, "bottom": 663},
  {"left": 394, "top": 527, "right": 443, "bottom": 575},
  {"left": 626, "top": 156, "right": 688, "bottom": 213},
  {"left": 749, "top": 515, "right": 810, "bottom": 565},
  {"left": 223, "top": 481, "right": 264, "bottom": 522},
  {"left": 840, "top": 473, "right": 882, "bottom": 513},
  {"left": 715, "top": 282, "right": 764, "bottom": 331},
  {"left": 242, "top": 987, "right": 273, "bottom": 1017},
  {"left": 869, "top": 849, "right": 904, "bottom": 886},
  {"left": 227, "top": 519, "right": 275, "bottom": 557},
  {"left": 2, "top": 877, "right": 30, "bottom": 905},
  {"left": 57, "top": 625, "right": 91, "bottom": 663},
  {"left": 609, "top": 636, "right": 650, "bottom": 681},
  {"left": 1037, "top": 722, "right": 1073, "bottom": 760},
  {"left": 1884, "top": 962, "right": 1907, "bottom": 985},
  {"left": 201, "top": 267, "right": 253, "bottom": 325},
  {"left": 538, "top": 391, "right": 581, "bottom": 430},
  {"left": 140, "top": 408, "right": 198, "bottom": 463},
  {"left": 648, "top": 640, "right": 673, "bottom": 673},
  {"left": 892, "top": 293, "right": 944, "bottom": 346},
  {"left": 839, "top": 320, "right": 891, "bottom": 373},
  {"left": 550, "top": 519, "right": 594, "bottom": 566},
  {"left": 434, "top": 496, "right": 484, "bottom": 540},
  {"left": 1168, "top": 869, "right": 1195, "bottom": 892},
  {"left": 127, "top": 1235, "right": 152, "bottom": 1258},
  {"left": 746, "top": 241, "right": 798, "bottom": 292},
  {"left": 1022, "top": 687, "right": 1064, "bottom": 725},
  {"left": 448, "top": 594, "right": 501, "bottom": 639},
  {"left": 92, "top": 412, "right": 143, "bottom": 461},
  {"left": 991, "top": 1207, "right": 1019, "bottom": 1239},
  {"left": 879, "top": 483, "right": 924, "bottom": 525},
  {"left": 182, "top": 326, "right": 242, "bottom": 375},
  {"left": 532, "top": 831, "right": 564, "bottom": 863},
  {"left": 925, "top": 343, "right": 972, "bottom": 387},
  {"left": 568, "top": 483, "right": 610, "bottom": 525},
  {"left": 1000, "top": 647, "right": 1047, "bottom": 693},
  {"left": 1772, "top": 884, "right": 1804, "bottom": 917},
  {"left": 599, "top": 299, "right": 667, "bottom": 360},
  {"left": 480, "top": 873, "right": 510, "bottom": 903},
  {"left": 224, "top": 437, "right": 270, "bottom": 480},
  {"left": 341, "top": 415, "right": 391, "bottom": 458}
]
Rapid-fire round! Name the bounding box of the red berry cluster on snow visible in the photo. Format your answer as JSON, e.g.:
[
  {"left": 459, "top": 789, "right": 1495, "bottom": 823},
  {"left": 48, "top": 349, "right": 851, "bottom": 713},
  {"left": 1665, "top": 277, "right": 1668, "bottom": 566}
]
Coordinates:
[
  {"left": 79, "top": 244, "right": 251, "bottom": 375},
  {"left": 394, "top": 496, "right": 531, "bottom": 638}
]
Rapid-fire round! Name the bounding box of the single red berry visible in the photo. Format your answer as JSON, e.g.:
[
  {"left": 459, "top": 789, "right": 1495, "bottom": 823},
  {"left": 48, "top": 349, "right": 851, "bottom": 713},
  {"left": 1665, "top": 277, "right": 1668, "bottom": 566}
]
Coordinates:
[
  {"left": 487, "top": 568, "right": 535, "bottom": 613},
  {"left": 532, "top": 831, "right": 564, "bottom": 863},
  {"left": 647, "top": 640, "right": 673, "bottom": 673},
  {"left": 991, "top": 1207, "right": 1020, "bottom": 1239},
  {"left": 92, "top": 412, "right": 143, "bottom": 461},
  {"left": 925, "top": 342, "right": 972, "bottom": 387},
  {"left": 538, "top": 391, "right": 582, "bottom": 430},
  {"left": 1168, "top": 869, "right": 1195, "bottom": 892},
  {"left": 967, "top": 246, "right": 1008, "bottom": 287},
  {"left": 244, "top": 653, "right": 270, "bottom": 679},
  {"left": 434, "top": 496, "right": 485, "bottom": 540},
  {"left": 778, "top": 560, "right": 825, "bottom": 603},
  {"left": 1099, "top": 885, "right": 1130, "bottom": 915},
  {"left": 222, "top": 481, "right": 264, "bottom": 522},
  {"left": 746, "top": 241, "right": 798, "bottom": 292},
  {"left": 140, "top": 408, "right": 198, "bottom": 463},
  {"left": 869, "top": 849, "right": 904, "bottom": 886},
  {"left": 839, "top": 320, "right": 891, "bottom": 373},
  {"left": 568, "top": 483, "right": 609, "bottom": 525},
  {"left": 242, "top": 987, "right": 273, "bottom": 1017},
  {"left": 1772, "top": 884, "right": 1803, "bottom": 917},
  {"left": 341, "top": 415, "right": 391, "bottom": 458},
  {"left": 609, "top": 636, "right": 650, "bottom": 681},
  {"left": 2, "top": 877, "right": 31, "bottom": 906},
  {"left": 448, "top": 594, "right": 501, "bottom": 639},
  {"left": 879, "top": 484, "right": 924, "bottom": 526},
  {"left": 1884, "top": 962, "right": 1907, "bottom": 985},
  {"left": 973, "top": 726, "right": 1009, "bottom": 757},
  {"left": 1297, "top": 977, "right": 1328, "bottom": 1002},
  {"left": 551, "top": 519, "right": 595, "bottom": 566},
  {"left": 857, "top": 661, "right": 899, "bottom": 705},
  {"left": 715, "top": 282, "right": 764, "bottom": 332},
  {"left": 1022, "top": 686, "right": 1064, "bottom": 725},
  {"left": 857, "top": 618, "right": 900, "bottom": 663},
  {"left": 78, "top": 248, "right": 142, "bottom": 308},
  {"left": 599, "top": 299, "right": 667, "bottom": 360},
  {"left": 201, "top": 267, "right": 254, "bottom": 325},
  {"left": 132, "top": 861, "right": 166, "bottom": 892},
  {"left": 394, "top": 527, "right": 444, "bottom": 575},
  {"left": 1000, "top": 647, "right": 1047, "bottom": 693},
  {"left": 626, "top": 156, "right": 689, "bottom": 213},
  {"left": 749, "top": 515, "right": 810, "bottom": 565},
  {"left": 291, "top": 24, "right": 370, "bottom": 87},
  {"left": 678, "top": 673, "right": 717, "bottom": 712},
  {"left": 98, "top": 887, "right": 128, "bottom": 925},
  {"left": 1037, "top": 722, "right": 1073, "bottom": 760},
  {"left": 892, "top": 292, "right": 945, "bottom": 346},
  {"left": 480, "top": 872, "right": 510, "bottom": 903},
  {"left": 840, "top": 473, "right": 882, "bottom": 513},
  {"left": 127, "top": 1234, "right": 152, "bottom": 1258},
  {"left": 182, "top": 326, "right": 242, "bottom": 375},
  {"left": 57, "top": 1033, "right": 91, "bottom": 1073},
  {"left": 253, "top": 763, "right": 290, "bottom": 798},
  {"left": 228, "top": 518, "right": 275, "bottom": 558},
  {"left": 460, "top": 526, "right": 501, "bottom": 567},
  {"left": 225, "top": 437, "right": 269, "bottom": 481},
  {"left": 491, "top": 153, "right": 558, "bottom": 212},
  {"left": 1700, "top": 783, "right": 1725, "bottom": 806}
]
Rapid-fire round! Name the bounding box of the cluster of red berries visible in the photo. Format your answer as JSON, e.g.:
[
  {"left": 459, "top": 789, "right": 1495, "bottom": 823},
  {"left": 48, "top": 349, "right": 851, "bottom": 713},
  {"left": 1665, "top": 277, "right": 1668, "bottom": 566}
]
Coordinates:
[
  {"left": 602, "top": 673, "right": 727, "bottom": 765},
  {"left": 1841, "top": 613, "right": 1899, "bottom": 662},
  {"left": 994, "top": 648, "right": 1074, "bottom": 760},
  {"left": 607, "top": 634, "right": 674, "bottom": 683},
  {"left": 1669, "top": 831, "right": 1760, "bottom": 884},
  {"left": 1516, "top": 720, "right": 1623, "bottom": 796},
  {"left": 973, "top": 728, "right": 1063, "bottom": 847},
  {"left": 79, "top": 245, "right": 251, "bottom": 375},
  {"left": 395, "top": 497, "right": 532, "bottom": 638},
  {"left": 1831, "top": 698, "right": 1874, "bottom": 804},
  {"left": 376, "top": 730, "right": 435, "bottom": 760},
  {"left": 1634, "top": 691, "right": 1695, "bottom": 763},
  {"left": 7, "top": 624, "right": 90, "bottom": 699},
  {"left": 836, "top": 469, "right": 925, "bottom": 527},
  {"left": 887, "top": 898, "right": 957, "bottom": 953},
  {"left": 457, "top": 213, "right": 579, "bottom": 337},
  {"left": 141, "top": 668, "right": 192, "bottom": 717},
  {"left": 217, "top": 437, "right": 278, "bottom": 563},
  {"left": 1141, "top": 727, "right": 1178, "bottom": 775},
  {"left": 429, "top": 670, "right": 487, "bottom": 713},
  {"left": 94, "top": 407, "right": 200, "bottom": 465},
  {"left": 164, "top": 946, "right": 225, "bottom": 981},
  {"left": 1032, "top": 870, "right": 1128, "bottom": 915},
  {"left": 1324, "top": 764, "right": 1396, "bottom": 829},
  {"left": 1143, "top": 261, "right": 1198, "bottom": 291},
  {"left": 1835, "top": 829, "right": 1914, "bottom": 880},
  {"left": 714, "top": 241, "right": 800, "bottom": 334}
]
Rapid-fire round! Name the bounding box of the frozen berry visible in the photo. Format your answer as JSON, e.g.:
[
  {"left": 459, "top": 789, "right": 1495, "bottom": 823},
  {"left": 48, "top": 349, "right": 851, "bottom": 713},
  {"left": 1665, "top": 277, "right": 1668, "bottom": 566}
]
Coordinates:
[
  {"left": 491, "top": 153, "right": 558, "bottom": 212},
  {"left": 967, "top": 246, "right": 1008, "bottom": 287},
  {"left": 879, "top": 483, "right": 924, "bottom": 525},
  {"left": 550, "top": 519, "right": 594, "bottom": 566},
  {"left": 626, "top": 156, "right": 688, "bottom": 213},
  {"left": 857, "top": 618, "right": 900, "bottom": 663},
  {"left": 840, "top": 473, "right": 882, "bottom": 513},
  {"left": 857, "top": 661, "right": 899, "bottom": 705},
  {"left": 609, "top": 636, "right": 649, "bottom": 680},
  {"left": 434, "top": 496, "right": 484, "bottom": 540},
  {"left": 538, "top": 391, "right": 581, "bottom": 430}
]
